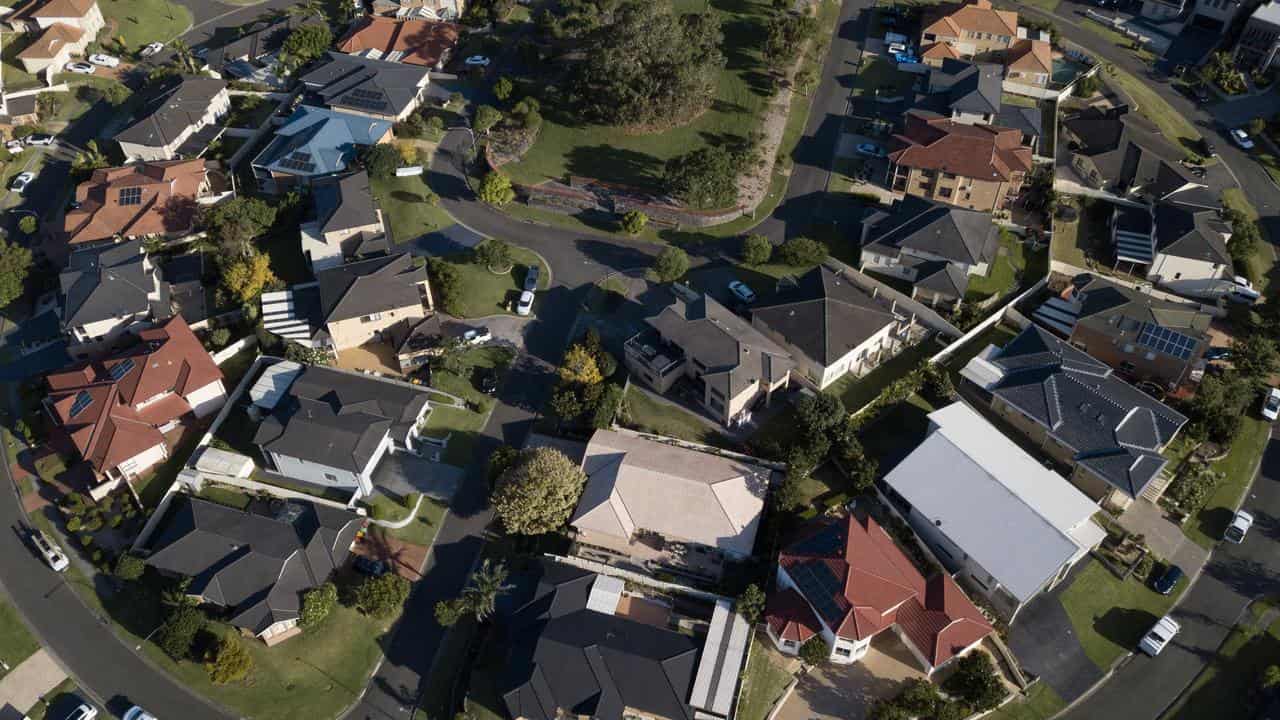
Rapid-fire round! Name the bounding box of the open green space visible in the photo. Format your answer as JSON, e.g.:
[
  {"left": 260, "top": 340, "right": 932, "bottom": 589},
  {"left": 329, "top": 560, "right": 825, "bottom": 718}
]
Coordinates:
[
  {"left": 825, "top": 341, "right": 934, "bottom": 412},
  {"left": 986, "top": 682, "right": 1067, "bottom": 720},
  {"left": 1184, "top": 416, "right": 1273, "bottom": 548},
  {"left": 364, "top": 493, "right": 448, "bottom": 547},
  {"left": 421, "top": 405, "right": 486, "bottom": 467},
  {"left": 619, "top": 385, "right": 733, "bottom": 448},
  {"left": 1169, "top": 599, "right": 1280, "bottom": 720},
  {"left": 1059, "top": 559, "right": 1186, "bottom": 671},
  {"left": 735, "top": 636, "right": 796, "bottom": 720},
  {"left": 1104, "top": 67, "right": 1201, "bottom": 145},
  {"left": 0, "top": 600, "right": 39, "bottom": 677},
  {"left": 435, "top": 247, "right": 549, "bottom": 318},
  {"left": 99, "top": 0, "right": 193, "bottom": 51},
  {"left": 369, "top": 167, "right": 456, "bottom": 243},
  {"left": 503, "top": 0, "right": 780, "bottom": 192}
]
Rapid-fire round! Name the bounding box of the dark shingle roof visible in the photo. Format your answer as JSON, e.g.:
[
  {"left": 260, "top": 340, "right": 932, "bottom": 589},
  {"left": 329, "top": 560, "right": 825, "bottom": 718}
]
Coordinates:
[
  {"left": 910, "top": 259, "right": 969, "bottom": 298},
  {"left": 988, "top": 325, "right": 1187, "bottom": 497},
  {"left": 300, "top": 51, "right": 429, "bottom": 118},
  {"left": 1074, "top": 276, "right": 1212, "bottom": 338},
  {"left": 313, "top": 170, "right": 381, "bottom": 236},
  {"left": 750, "top": 266, "right": 902, "bottom": 367},
  {"left": 316, "top": 253, "right": 427, "bottom": 323},
  {"left": 995, "top": 104, "right": 1042, "bottom": 141},
  {"left": 930, "top": 59, "right": 1002, "bottom": 117},
  {"left": 1154, "top": 202, "right": 1232, "bottom": 267},
  {"left": 499, "top": 561, "right": 700, "bottom": 720},
  {"left": 113, "top": 77, "right": 226, "bottom": 149},
  {"left": 862, "top": 195, "right": 1000, "bottom": 267},
  {"left": 59, "top": 239, "right": 169, "bottom": 328},
  {"left": 145, "top": 495, "right": 360, "bottom": 634},
  {"left": 253, "top": 364, "right": 432, "bottom": 472}
]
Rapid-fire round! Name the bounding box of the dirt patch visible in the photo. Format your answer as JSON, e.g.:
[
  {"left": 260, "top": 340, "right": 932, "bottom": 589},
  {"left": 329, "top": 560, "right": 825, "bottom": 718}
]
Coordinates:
[{"left": 353, "top": 532, "right": 429, "bottom": 581}]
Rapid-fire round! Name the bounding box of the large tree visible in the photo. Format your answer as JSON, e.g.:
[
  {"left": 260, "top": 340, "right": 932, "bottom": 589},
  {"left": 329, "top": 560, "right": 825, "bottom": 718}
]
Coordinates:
[
  {"left": 222, "top": 251, "right": 277, "bottom": 306},
  {"left": 664, "top": 145, "right": 744, "bottom": 209},
  {"left": 461, "top": 559, "right": 513, "bottom": 621},
  {"left": 491, "top": 447, "right": 587, "bottom": 534},
  {"left": 649, "top": 246, "right": 690, "bottom": 282},
  {"left": 573, "top": 1, "right": 724, "bottom": 129},
  {"left": 279, "top": 23, "right": 333, "bottom": 72},
  {"left": 202, "top": 197, "right": 277, "bottom": 256},
  {"left": 0, "top": 239, "right": 33, "bottom": 309}
]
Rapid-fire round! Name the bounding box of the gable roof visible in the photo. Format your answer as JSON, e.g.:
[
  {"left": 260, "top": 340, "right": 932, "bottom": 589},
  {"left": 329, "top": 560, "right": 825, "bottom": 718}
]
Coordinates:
[
  {"left": 777, "top": 514, "right": 992, "bottom": 668},
  {"left": 500, "top": 561, "right": 701, "bottom": 720},
  {"left": 315, "top": 252, "right": 426, "bottom": 323},
  {"left": 646, "top": 293, "right": 793, "bottom": 401},
  {"left": 16, "top": 22, "right": 83, "bottom": 59},
  {"left": 113, "top": 77, "right": 226, "bottom": 149},
  {"left": 206, "top": 13, "right": 320, "bottom": 68},
  {"left": 862, "top": 195, "right": 1000, "bottom": 267},
  {"left": 252, "top": 105, "right": 392, "bottom": 179},
  {"left": 63, "top": 159, "right": 207, "bottom": 246},
  {"left": 45, "top": 315, "right": 222, "bottom": 473},
  {"left": 572, "top": 429, "right": 770, "bottom": 557},
  {"left": 923, "top": 0, "right": 1018, "bottom": 38},
  {"left": 884, "top": 403, "right": 1106, "bottom": 603},
  {"left": 980, "top": 325, "right": 1188, "bottom": 497},
  {"left": 59, "top": 239, "right": 167, "bottom": 329},
  {"left": 253, "top": 364, "right": 432, "bottom": 473},
  {"left": 890, "top": 110, "right": 1033, "bottom": 182},
  {"left": 1154, "top": 201, "right": 1232, "bottom": 267},
  {"left": 750, "top": 266, "right": 901, "bottom": 366},
  {"left": 145, "top": 495, "right": 360, "bottom": 634},
  {"left": 1006, "top": 38, "right": 1052, "bottom": 73},
  {"left": 921, "top": 41, "right": 962, "bottom": 61},
  {"left": 336, "top": 16, "right": 461, "bottom": 67},
  {"left": 1074, "top": 275, "right": 1213, "bottom": 340},
  {"left": 300, "top": 52, "right": 429, "bottom": 117},
  {"left": 930, "top": 59, "right": 1003, "bottom": 117},
  {"left": 312, "top": 170, "right": 382, "bottom": 236},
  {"left": 994, "top": 104, "right": 1042, "bottom": 141}
]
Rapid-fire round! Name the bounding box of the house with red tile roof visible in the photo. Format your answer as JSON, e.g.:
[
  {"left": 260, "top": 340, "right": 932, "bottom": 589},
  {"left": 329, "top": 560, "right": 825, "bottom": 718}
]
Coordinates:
[
  {"left": 336, "top": 16, "right": 461, "bottom": 69},
  {"left": 1004, "top": 38, "right": 1052, "bottom": 88},
  {"left": 8, "top": 0, "right": 104, "bottom": 75},
  {"left": 920, "top": 0, "right": 1018, "bottom": 61},
  {"left": 62, "top": 159, "right": 211, "bottom": 250},
  {"left": 763, "top": 513, "right": 992, "bottom": 673},
  {"left": 44, "top": 315, "right": 226, "bottom": 498},
  {"left": 888, "top": 109, "right": 1033, "bottom": 212}
]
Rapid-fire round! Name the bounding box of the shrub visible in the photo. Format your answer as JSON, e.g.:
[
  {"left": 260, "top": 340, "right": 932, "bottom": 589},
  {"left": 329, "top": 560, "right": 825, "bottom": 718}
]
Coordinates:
[
  {"left": 205, "top": 635, "right": 254, "bottom": 684},
  {"left": 355, "top": 573, "right": 411, "bottom": 617},
  {"left": 1135, "top": 551, "right": 1156, "bottom": 580},
  {"left": 18, "top": 215, "right": 38, "bottom": 235},
  {"left": 435, "top": 598, "right": 467, "bottom": 627},
  {"left": 868, "top": 701, "right": 910, "bottom": 720},
  {"left": 649, "top": 247, "right": 690, "bottom": 283},
  {"left": 737, "top": 584, "right": 766, "bottom": 624},
  {"left": 110, "top": 514, "right": 123, "bottom": 528},
  {"left": 115, "top": 553, "right": 146, "bottom": 581},
  {"left": 620, "top": 210, "right": 648, "bottom": 235},
  {"left": 943, "top": 652, "right": 1007, "bottom": 711},
  {"left": 776, "top": 237, "right": 828, "bottom": 266},
  {"left": 895, "top": 678, "right": 942, "bottom": 715},
  {"left": 798, "top": 636, "right": 830, "bottom": 665},
  {"left": 82, "top": 516, "right": 103, "bottom": 532},
  {"left": 591, "top": 383, "right": 624, "bottom": 429},
  {"left": 157, "top": 606, "right": 205, "bottom": 659},
  {"left": 66, "top": 517, "right": 82, "bottom": 532},
  {"left": 208, "top": 327, "right": 232, "bottom": 349},
  {"left": 492, "top": 447, "right": 588, "bottom": 535},
  {"left": 300, "top": 582, "right": 338, "bottom": 629},
  {"left": 79, "top": 534, "right": 93, "bottom": 548},
  {"left": 741, "top": 234, "right": 772, "bottom": 265},
  {"left": 477, "top": 171, "right": 516, "bottom": 206}
]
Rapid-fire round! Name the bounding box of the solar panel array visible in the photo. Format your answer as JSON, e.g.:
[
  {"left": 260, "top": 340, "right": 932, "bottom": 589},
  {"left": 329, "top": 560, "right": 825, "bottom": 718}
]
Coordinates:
[
  {"left": 118, "top": 187, "right": 142, "bottom": 206},
  {"left": 342, "top": 87, "right": 389, "bottom": 112},
  {"left": 108, "top": 358, "right": 135, "bottom": 380},
  {"left": 69, "top": 390, "right": 94, "bottom": 418},
  {"left": 278, "top": 151, "right": 317, "bottom": 173},
  {"left": 1137, "top": 323, "right": 1197, "bottom": 360},
  {"left": 789, "top": 560, "right": 845, "bottom": 623}
]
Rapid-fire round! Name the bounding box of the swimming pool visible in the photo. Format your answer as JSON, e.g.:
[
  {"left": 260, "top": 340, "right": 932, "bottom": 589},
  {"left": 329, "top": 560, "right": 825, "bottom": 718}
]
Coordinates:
[{"left": 1052, "top": 57, "right": 1091, "bottom": 85}]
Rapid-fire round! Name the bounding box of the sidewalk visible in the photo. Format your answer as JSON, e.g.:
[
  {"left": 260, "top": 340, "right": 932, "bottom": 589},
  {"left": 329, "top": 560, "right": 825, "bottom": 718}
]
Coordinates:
[{"left": 0, "top": 649, "right": 67, "bottom": 718}]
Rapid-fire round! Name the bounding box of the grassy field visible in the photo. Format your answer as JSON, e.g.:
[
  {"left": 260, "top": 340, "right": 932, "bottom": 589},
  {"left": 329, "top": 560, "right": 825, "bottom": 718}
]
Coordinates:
[
  {"left": 986, "top": 683, "right": 1067, "bottom": 720},
  {"left": 1184, "top": 416, "right": 1273, "bottom": 548},
  {"left": 851, "top": 56, "right": 918, "bottom": 99},
  {"left": 1221, "top": 187, "right": 1277, "bottom": 293},
  {"left": 1084, "top": 17, "right": 1158, "bottom": 63},
  {"left": 1169, "top": 599, "right": 1280, "bottom": 720},
  {"left": 0, "top": 600, "right": 39, "bottom": 678},
  {"left": 435, "top": 247, "right": 549, "bottom": 318},
  {"left": 364, "top": 494, "right": 448, "bottom": 547},
  {"left": 825, "top": 341, "right": 933, "bottom": 412},
  {"left": 1104, "top": 66, "right": 1201, "bottom": 145},
  {"left": 503, "top": 0, "right": 782, "bottom": 192},
  {"left": 99, "top": 0, "right": 193, "bottom": 51},
  {"left": 1060, "top": 559, "right": 1186, "bottom": 671},
  {"left": 735, "top": 636, "right": 796, "bottom": 720},
  {"left": 619, "top": 385, "right": 733, "bottom": 448},
  {"left": 370, "top": 174, "right": 456, "bottom": 243}
]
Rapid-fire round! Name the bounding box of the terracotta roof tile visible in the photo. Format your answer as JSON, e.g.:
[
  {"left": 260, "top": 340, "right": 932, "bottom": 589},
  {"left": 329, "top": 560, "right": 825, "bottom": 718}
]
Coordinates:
[
  {"left": 63, "top": 159, "right": 207, "bottom": 246},
  {"left": 922, "top": 42, "right": 961, "bottom": 60},
  {"left": 1006, "top": 39, "right": 1052, "bottom": 74},
  {"left": 923, "top": 0, "right": 1017, "bottom": 38},
  {"left": 336, "top": 16, "right": 460, "bottom": 67},
  {"left": 764, "top": 587, "right": 821, "bottom": 643},
  {"left": 16, "top": 22, "right": 83, "bottom": 59},
  {"left": 889, "top": 110, "right": 1033, "bottom": 182}
]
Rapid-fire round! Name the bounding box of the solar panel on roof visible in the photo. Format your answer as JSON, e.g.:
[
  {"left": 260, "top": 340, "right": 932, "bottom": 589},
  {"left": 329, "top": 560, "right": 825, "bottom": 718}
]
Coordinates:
[
  {"left": 69, "top": 390, "right": 94, "bottom": 418},
  {"left": 1137, "top": 323, "right": 1197, "bottom": 360},
  {"left": 107, "top": 358, "right": 135, "bottom": 380},
  {"left": 789, "top": 560, "right": 844, "bottom": 623}
]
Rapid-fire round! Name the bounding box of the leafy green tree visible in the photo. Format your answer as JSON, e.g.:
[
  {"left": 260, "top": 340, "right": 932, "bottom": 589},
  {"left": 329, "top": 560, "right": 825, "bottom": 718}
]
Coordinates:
[
  {"left": 559, "top": 346, "right": 603, "bottom": 385},
  {"left": 0, "top": 239, "right": 33, "bottom": 309},
  {"left": 221, "top": 251, "right": 277, "bottom": 305},
  {"left": 737, "top": 584, "right": 766, "bottom": 624},
  {"left": 620, "top": 210, "right": 648, "bottom": 235},
  {"left": 284, "top": 342, "right": 330, "bottom": 365},
  {"left": 1185, "top": 372, "right": 1251, "bottom": 443},
  {"left": 796, "top": 393, "right": 846, "bottom": 436},
  {"left": 798, "top": 636, "right": 829, "bottom": 665},
  {"left": 764, "top": 11, "right": 817, "bottom": 69},
  {"left": 474, "top": 104, "right": 503, "bottom": 135},
  {"left": 1232, "top": 334, "right": 1279, "bottom": 382},
  {"left": 355, "top": 573, "right": 411, "bottom": 617},
  {"left": 449, "top": 91, "right": 464, "bottom": 108},
  {"left": 205, "top": 635, "right": 254, "bottom": 684},
  {"left": 156, "top": 605, "right": 205, "bottom": 659},
  {"left": 488, "top": 445, "right": 521, "bottom": 487},
  {"left": 492, "top": 447, "right": 588, "bottom": 534},
  {"left": 895, "top": 678, "right": 942, "bottom": 716},
  {"left": 493, "top": 76, "right": 515, "bottom": 102},
  {"left": 943, "top": 652, "right": 1007, "bottom": 711},
  {"left": 664, "top": 146, "right": 743, "bottom": 209},
  {"left": 18, "top": 215, "right": 37, "bottom": 235},
  {"left": 649, "top": 246, "right": 690, "bottom": 283},
  {"left": 1227, "top": 217, "right": 1261, "bottom": 265},
  {"left": 360, "top": 143, "right": 401, "bottom": 179},
  {"left": 777, "top": 237, "right": 828, "bottom": 266},
  {"left": 549, "top": 386, "right": 585, "bottom": 422},
  {"left": 434, "top": 598, "right": 467, "bottom": 627},
  {"left": 72, "top": 139, "right": 109, "bottom": 176},
  {"left": 461, "top": 559, "right": 513, "bottom": 621},
  {"left": 202, "top": 197, "right": 277, "bottom": 255},
  {"left": 742, "top": 234, "right": 773, "bottom": 265},
  {"left": 473, "top": 238, "right": 514, "bottom": 270},
  {"left": 867, "top": 701, "right": 910, "bottom": 720},
  {"left": 1263, "top": 665, "right": 1280, "bottom": 690},
  {"left": 36, "top": 93, "right": 63, "bottom": 121},
  {"left": 114, "top": 553, "right": 146, "bottom": 581},
  {"left": 279, "top": 23, "right": 333, "bottom": 71},
  {"left": 477, "top": 171, "right": 516, "bottom": 206},
  {"left": 207, "top": 327, "right": 232, "bottom": 349},
  {"left": 300, "top": 582, "right": 337, "bottom": 629},
  {"left": 428, "top": 258, "right": 464, "bottom": 314}
]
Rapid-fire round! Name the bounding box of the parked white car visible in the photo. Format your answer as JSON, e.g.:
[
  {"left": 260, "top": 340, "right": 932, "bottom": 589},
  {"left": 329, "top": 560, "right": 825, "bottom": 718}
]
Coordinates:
[
  {"left": 140, "top": 42, "right": 165, "bottom": 57},
  {"left": 88, "top": 53, "right": 120, "bottom": 68},
  {"left": 25, "top": 133, "right": 55, "bottom": 146},
  {"left": 5, "top": 140, "right": 23, "bottom": 153},
  {"left": 9, "top": 171, "right": 34, "bottom": 193},
  {"left": 65, "top": 61, "right": 96, "bottom": 75},
  {"left": 463, "top": 326, "right": 492, "bottom": 345},
  {"left": 516, "top": 290, "right": 535, "bottom": 316},
  {"left": 464, "top": 55, "right": 491, "bottom": 67},
  {"left": 30, "top": 529, "right": 69, "bottom": 572},
  {"left": 1138, "top": 615, "right": 1180, "bottom": 656},
  {"left": 66, "top": 703, "right": 98, "bottom": 720},
  {"left": 1263, "top": 387, "right": 1280, "bottom": 422},
  {"left": 1225, "top": 509, "right": 1254, "bottom": 543},
  {"left": 1230, "top": 128, "right": 1255, "bottom": 150}
]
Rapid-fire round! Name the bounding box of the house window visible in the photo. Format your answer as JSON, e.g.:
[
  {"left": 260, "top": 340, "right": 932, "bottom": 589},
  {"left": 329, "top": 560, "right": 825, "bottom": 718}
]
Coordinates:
[
  {"left": 835, "top": 646, "right": 852, "bottom": 657},
  {"left": 939, "top": 188, "right": 953, "bottom": 198},
  {"left": 360, "top": 312, "right": 382, "bottom": 323}
]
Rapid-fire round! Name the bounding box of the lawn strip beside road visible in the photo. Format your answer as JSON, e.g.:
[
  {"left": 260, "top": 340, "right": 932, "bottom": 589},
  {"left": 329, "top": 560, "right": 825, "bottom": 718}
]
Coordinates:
[
  {"left": 986, "top": 682, "right": 1067, "bottom": 720},
  {"left": 0, "top": 599, "right": 39, "bottom": 676},
  {"left": 434, "top": 248, "right": 550, "bottom": 318},
  {"left": 1059, "top": 559, "right": 1187, "bottom": 672},
  {"left": 1167, "top": 598, "right": 1280, "bottom": 720},
  {"left": 1103, "top": 67, "right": 1202, "bottom": 146},
  {"left": 1183, "top": 417, "right": 1273, "bottom": 549},
  {"left": 1221, "top": 188, "right": 1277, "bottom": 293}
]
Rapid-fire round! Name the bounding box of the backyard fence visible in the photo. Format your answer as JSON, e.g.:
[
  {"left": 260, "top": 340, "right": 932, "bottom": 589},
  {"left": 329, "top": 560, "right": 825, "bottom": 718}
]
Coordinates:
[
  {"left": 929, "top": 276, "right": 1048, "bottom": 365},
  {"left": 544, "top": 553, "right": 731, "bottom": 604}
]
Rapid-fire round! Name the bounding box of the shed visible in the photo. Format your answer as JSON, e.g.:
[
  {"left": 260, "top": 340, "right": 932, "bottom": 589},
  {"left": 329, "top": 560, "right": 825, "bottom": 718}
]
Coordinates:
[{"left": 249, "top": 360, "right": 304, "bottom": 410}]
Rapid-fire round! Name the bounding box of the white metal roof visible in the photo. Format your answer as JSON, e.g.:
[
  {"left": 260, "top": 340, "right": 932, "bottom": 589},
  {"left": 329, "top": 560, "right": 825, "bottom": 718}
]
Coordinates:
[
  {"left": 585, "top": 574, "right": 623, "bottom": 616},
  {"left": 194, "top": 446, "right": 255, "bottom": 478},
  {"left": 959, "top": 344, "right": 1005, "bottom": 389},
  {"left": 690, "top": 599, "right": 750, "bottom": 718},
  {"left": 249, "top": 360, "right": 304, "bottom": 410}
]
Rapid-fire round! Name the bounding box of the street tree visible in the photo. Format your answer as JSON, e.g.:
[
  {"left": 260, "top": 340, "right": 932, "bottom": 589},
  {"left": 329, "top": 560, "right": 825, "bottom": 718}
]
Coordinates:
[
  {"left": 776, "top": 237, "right": 827, "bottom": 266},
  {"left": 0, "top": 239, "right": 33, "bottom": 309},
  {"left": 620, "top": 210, "right": 648, "bottom": 235},
  {"left": 474, "top": 104, "right": 503, "bottom": 135},
  {"left": 649, "top": 246, "right": 690, "bottom": 282},
  {"left": 491, "top": 447, "right": 588, "bottom": 535},
  {"left": 742, "top": 234, "right": 773, "bottom": 265},
  {"left": 477, "top": 171, "right": 516, "bottom": 206},
  {"left": 473, "top": 238, "right": 514, "bottom": 271}
]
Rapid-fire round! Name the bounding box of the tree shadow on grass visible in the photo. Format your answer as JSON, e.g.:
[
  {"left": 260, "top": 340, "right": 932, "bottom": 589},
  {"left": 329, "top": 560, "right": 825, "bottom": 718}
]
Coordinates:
[{"left": 564, "top": 145, "right": 664, "bottom": 189}]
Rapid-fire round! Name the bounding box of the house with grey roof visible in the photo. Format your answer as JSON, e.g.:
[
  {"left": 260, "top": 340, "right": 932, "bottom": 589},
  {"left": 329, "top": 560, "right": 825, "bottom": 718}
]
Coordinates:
[
  {"left": 299, "top": 171, "right": 387, "bottom": 271},
  {"left": 59, "top": 239, "right": 169, "bottom": 358},
  {"left": 1033, "top": 274, "right": 1213, "bottom": 388},
  {"left": 624, "top": 290, "right": 793, "bottom": 426},
  {"left": 299, "top": 52, "right": 430, "bottom": 122},
  {"left": 143, "top": 494, "right": 361, "bottom": 644},
  {"left": 253, "top": 363, "right": 434, "bottom": 496},
  {"left": 114, "top": 76, "right": 230, "bottom": 162},
  {"left": 1146, "top": 193, "right": 1235, "bottom": 299},
  {"left": 882, "top": 402, "right": 1107, "bottom": 622},
  {"left": 859, "top": 195, "right": 1000, "bottom": 307},
  {"left": 749, "top": 266, "right": 913, "bottom": 390},
  {"left": 1061, "top": 106, "right": 1201, "bottom": 201},
  {"left": 961, "top": 324, "right": 1188, "bottom": 508},
  {"left": 1234, "top": 0, "right": 1280, "bottom": 71},
  {"left": 922, "top": 59, "right": 1041, "bottom": 151}
]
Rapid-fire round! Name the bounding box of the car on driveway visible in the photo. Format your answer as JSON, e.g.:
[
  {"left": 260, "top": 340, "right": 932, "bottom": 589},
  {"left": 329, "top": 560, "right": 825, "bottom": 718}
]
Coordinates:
[
  {"left": 1225, "top": 509, "right": 1254, "bottom": 543},
  {"left": 9, "top": 171, "right": 34, "bottom": 193},
  {"left": 463, "top": 326, "right": 492, "bottom": 345},
  {"left": 65, "top": 61, "right": 95, "bottom": 74},
  {"left": 464, "top": 55, "right": 491, "bottom": 67},
  {"left": 523, "top": 264, "right": 540, "bottom": 291},
  {"left": 5, "top": 139, "right": 23, "bottom": 153},
  {"left": 728, "top": 280, "right": 756, "bottom": 303},
  {"left": 88, "top": 54, "right": 120, "bottom": 68},
  {"left": 65, "top": 702, "right": 98, "bottom": 720},
  {"left": 25, "top": 134, "right": 54, "bottom": 146},
  {"left": 1138, "top": 615, "right": 1180, "bottom": 656},
  {"left": 353, "top": 555, "right": 388, "bottom": 577},
  {"left": 1263, "top": 387, "right": 1280, "bottom": 422},
  {"left": 30, "top": 529, "right": 68, "bottom": 571},
  {"left": 516, "top": 289, "right": 535, "bottom": 316},
  {"left": 855, "top": 142, "right": 886, "bottom": 158},
  {"left": 1152, "top": 564, "right": 1183, "bottom": 595},
  {"left": 1230, "top": 128, "right": 1255, "bottom": 150},
  {"left": 122, "top": 707, "right": 156, "bottom": 720},
  {"left": 1203, "top": 346, "right": 1231, "bottom": 361},
  {"left": 140, "top": 42, "right": 164, "bottom": 57}
]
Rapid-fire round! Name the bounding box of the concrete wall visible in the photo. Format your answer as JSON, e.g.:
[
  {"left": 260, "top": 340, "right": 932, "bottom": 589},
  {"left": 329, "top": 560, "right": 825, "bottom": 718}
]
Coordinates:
[
  {"left": 117, "top": 442, "right": 168, "bottom": 479},
  {"left": 185, "top": 380, "right": 227, "bottom": 418}
]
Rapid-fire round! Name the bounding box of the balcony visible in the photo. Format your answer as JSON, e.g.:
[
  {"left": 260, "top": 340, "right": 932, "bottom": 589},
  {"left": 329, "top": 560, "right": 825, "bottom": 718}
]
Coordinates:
[{"left": 624, "top": 330, "right": 685, "bottom": 378}]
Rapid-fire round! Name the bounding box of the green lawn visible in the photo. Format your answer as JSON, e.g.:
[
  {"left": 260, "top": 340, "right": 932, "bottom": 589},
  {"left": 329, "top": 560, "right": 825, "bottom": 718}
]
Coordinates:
[
  {"left": 369, "top": 172, "right": 456, "bottom": 243},
  {"left": 436, "top": 247, "right": 549, "bottom": 318},
  {"left": 0, "top": 600, "right": 39, "bottom": 677},
  {"left": 1103, "top": 66, "right": 1201, "bottom": 145},
  {"left": 0, "top": 31, "right": 44, "bottom": 92},
  {"left": 196, "top": 483, "right": 255, "bottom": 510},
  {"left": 1001, "top": 92, "right": 1040, "bottom": 108},
  {"left": 132, "top": 423, "right": 204, "bottom": 507},
  {"left": 825, "top": 342, "right": 934, "bottom": 412},
  {"left": 421, "top": 405, "right": 487, "bottom": 467},
  {"left": 1184, "top": 416, "right": 1273, "bottom": 548},
  {"left": 503, "top": 0, "right": 780, "bottom": 192},
  {"left": 429, "top": 346, "right": 515, "bottom": 413},
  {"left": 364, "top": 493, "right": 448, "bottom": 547},
  {"left": 966, "top": 232, "right": 1046, "bottom": 300},
  {"left": 1221, "top": 187, "right": 1277, "bottom": 293},
  {"left": 1083, "top": 17, "right": 1157, "bottom": 63},
  {"left": 851, "top": 56, "right": 917, "bottom": 99},
  {"left": 1051, "top": 199, "right": 1113, "bottom": 270},
  {"left": 99, "top": 0, "right": 193, "bottom": 51},
  {"left": 735, "top": 635, "right": 797, "bottom": 720},
  {"left": 618, "top": 385, "right": 733, "bottom": 448},
  {"left": 1169, "top": 600, "right": 1280, "bottom": 719},
  {"left": 1059, "top": 559, "right": 1186, "bottom": 671},
  {"left": 985, "top": 682, "right": 1066, "bottom": 720}
]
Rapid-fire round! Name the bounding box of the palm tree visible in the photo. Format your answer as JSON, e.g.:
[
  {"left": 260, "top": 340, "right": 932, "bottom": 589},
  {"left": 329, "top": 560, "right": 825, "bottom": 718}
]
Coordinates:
[
  {"left": 461, "top": 560, "right": 512, "bottom": 622},
  {"left": 288, "top": 0, "right": 324, "bottom": 20},
  {"left": 169, "top": 39, "right": 197, "bottom": 74},
  {"left": 72, "top": 140, "right": 108, "bottom": 175}
]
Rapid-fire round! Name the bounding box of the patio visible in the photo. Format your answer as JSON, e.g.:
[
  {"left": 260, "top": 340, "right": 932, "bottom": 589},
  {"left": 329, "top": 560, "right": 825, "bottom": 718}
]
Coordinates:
[
  {"left": 775, "top": 633, "right": 928, "bottom": 720},
  {"left": 335, "top": 341, "right": 403, "bottom": 376},
  {"left": 1116, "top": 499, "right": 1210, "bottom": 572}
]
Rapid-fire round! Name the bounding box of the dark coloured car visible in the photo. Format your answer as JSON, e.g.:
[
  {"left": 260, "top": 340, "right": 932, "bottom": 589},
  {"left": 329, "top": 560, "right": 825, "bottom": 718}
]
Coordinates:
[
  {"left": 477, "top": 368, "right": 499, "bottom": 395},
  {"left": 353, "top": 555, "right": 388, "bottom": 577},
  {"left": 523, "top": 264, "right": 540, "bottom": 292},
  {"left": 1200, "top": 138, "right": 1216, "bottom": 156},
  {"left": 1152, "top": 564, "right": 1183, "bottom": 595},
  {"left": 1203, "top": 347, "right": 1231, "bottom": 361}
]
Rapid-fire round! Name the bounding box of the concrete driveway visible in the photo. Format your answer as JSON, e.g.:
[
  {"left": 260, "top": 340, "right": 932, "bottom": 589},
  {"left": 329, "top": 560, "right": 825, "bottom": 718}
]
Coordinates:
[
  {"left": 371, "top": 453, "right": 463, "bottom": 502},
  {"left": 776, "top": 634, "right": 926, "bottom": 720}
]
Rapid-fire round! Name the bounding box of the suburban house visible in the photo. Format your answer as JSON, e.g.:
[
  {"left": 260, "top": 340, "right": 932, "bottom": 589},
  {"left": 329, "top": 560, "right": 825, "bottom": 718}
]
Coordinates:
[
  {"left": 764, "top": 513, "right": 993, "bottom": 672},
  {"left": 59, "top": 240, "right": 168, "bottom": 358},
  {"left": 1185, "top": 0, "right": 1247, "bottom": 34},
  {"left": 372, "top": 0, "right": 465, "bottom": 21},
  {"left": 623, "top": 291, "right": 793, "bottom": 426},
  {"left": 961, "top": 325, "right": 1188, "bottom": 508},
  {"left": 299, "top": 171, "right": 387, "bottom": 271},
  {"left": 881, "top": 403, "right": 1107, "bottom": 622},
  {"left": 44, "top": 316, "right": 225, "bottom": 497},
  {"left": 143, "top": 495, "right": 361, "bottom": 644},
  {"left": 1108, "top": 188, "right": 1235, "bottom": 299},
  {"left": 299, "top": 52, "right": 431, "bottom": 122},
  {"left": 336, "top": 16, "right": 462, "bottom": 69},
  {"left": 858, "top": 195, "right": 1000, "bottom": 307},
  {"left": 251, "top": 106, "right": 393, "bottom": 191},
  {"left": 204, "top": 13, "right": 321, "bottom": 80},
  {"left": 570, "top": 429, "right": 772, "bottom": 580},
  {"left": 62, "top": 159, "right": 211, "bottom": 250},
  {"left": 113, "top": 77, "right": 231, "bottom": 162},
  {"left": 1060, "top": 107, "right": 1201, "bottom": 200},
  {"left": 499, "top": 560, "right": 750, "bottom": 720},
  {"left": 1235, "top": 1, "right": 1280, "bottom": 70},
  {"left": 252, "top": 364, "right": 434, "bottom": 497},
  {"left": 9, "top": 0, "right": 104, "bottom": 76},
  {"left": 888, "top": 109, "right": 1033, "bottom": 212},
  {"left": 0, "top": 93, "right": 39, "bottom": 126},
  {"left": 919, "top": 0, "right": 1018, "bottom": 61},
  {"left": 923, "top": 59, "right": 1042, "bottom": 151},
  {"left": 1032, "top": 274, "right": 1213, "bottom": 388},
  {"left": 1140, "top": 0, "right": 1185, "bottom": 21},
  {"left": 750, "top": 266, "right": 915, "bottom": 389},
  {"left": 1003, "top": 38, "right": 1052, "bottom": 88}
]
